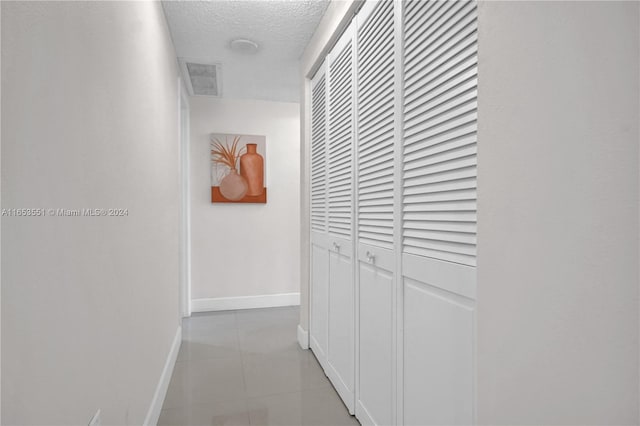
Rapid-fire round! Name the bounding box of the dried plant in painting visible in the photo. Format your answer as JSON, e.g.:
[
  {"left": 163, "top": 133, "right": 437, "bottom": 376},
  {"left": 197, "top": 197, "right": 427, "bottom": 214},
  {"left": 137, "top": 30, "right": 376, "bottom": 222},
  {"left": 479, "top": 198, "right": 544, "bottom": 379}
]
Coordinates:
[
  {"left": 210, "top": 135, "right": 244, "bottom": 172},
  {"left": 210, "top": 135, "right": 248, "bottom": 201}
]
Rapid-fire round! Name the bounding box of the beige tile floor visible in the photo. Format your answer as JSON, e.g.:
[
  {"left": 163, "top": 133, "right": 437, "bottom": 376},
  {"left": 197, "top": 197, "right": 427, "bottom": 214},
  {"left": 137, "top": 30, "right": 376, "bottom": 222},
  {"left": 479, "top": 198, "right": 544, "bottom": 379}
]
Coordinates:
[{"left": 159, "top": 306, "right": 360, "bottom": 426}]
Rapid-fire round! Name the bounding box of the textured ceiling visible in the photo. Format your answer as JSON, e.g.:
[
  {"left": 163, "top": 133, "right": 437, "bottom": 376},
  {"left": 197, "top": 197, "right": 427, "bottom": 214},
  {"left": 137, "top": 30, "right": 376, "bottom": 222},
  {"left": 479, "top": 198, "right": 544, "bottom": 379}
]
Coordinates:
[{"left": 162, "top": 0, "right": 330, "bottom": 103}]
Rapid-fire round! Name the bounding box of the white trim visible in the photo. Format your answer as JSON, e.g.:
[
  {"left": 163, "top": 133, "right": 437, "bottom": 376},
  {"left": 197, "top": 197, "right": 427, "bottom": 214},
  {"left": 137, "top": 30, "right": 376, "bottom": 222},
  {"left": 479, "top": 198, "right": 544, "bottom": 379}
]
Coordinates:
[
  {"left": 297, "top": 324, "right": 309, "bottom": 350},
  {"left": 191, "top": 293, "right": 301, "bottom": 312},
  {"left": 143, "top": 326, "right": 182, "bottom": 426},
  {"left": 178, "top": 77, "right": 192, "bottom": 318}
]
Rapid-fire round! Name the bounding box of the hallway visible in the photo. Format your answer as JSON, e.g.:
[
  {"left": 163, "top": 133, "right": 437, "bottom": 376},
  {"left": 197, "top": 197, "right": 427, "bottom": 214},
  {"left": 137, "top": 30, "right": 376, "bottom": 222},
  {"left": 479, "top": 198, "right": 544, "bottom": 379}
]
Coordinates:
[
  {"left": 159, "top": 307, "right": 358, "bottom": 426},
  {"left": 2, "top": 1, "right": 639, "bottom": 424}
]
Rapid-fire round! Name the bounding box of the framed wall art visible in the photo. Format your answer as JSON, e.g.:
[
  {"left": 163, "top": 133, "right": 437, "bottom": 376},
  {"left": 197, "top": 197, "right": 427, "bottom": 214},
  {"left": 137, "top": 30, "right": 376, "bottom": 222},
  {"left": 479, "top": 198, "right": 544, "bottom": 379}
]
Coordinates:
[{"left": 210, "top": 133, "right": 266, "bottom": 203}]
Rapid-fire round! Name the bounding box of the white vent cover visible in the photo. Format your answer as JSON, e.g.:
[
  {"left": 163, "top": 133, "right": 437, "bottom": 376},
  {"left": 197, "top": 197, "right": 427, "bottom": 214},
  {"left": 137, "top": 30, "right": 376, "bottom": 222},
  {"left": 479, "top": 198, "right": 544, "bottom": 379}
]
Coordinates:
[{"left": 179, "top": 59, "right": 223, "bottom": 97}]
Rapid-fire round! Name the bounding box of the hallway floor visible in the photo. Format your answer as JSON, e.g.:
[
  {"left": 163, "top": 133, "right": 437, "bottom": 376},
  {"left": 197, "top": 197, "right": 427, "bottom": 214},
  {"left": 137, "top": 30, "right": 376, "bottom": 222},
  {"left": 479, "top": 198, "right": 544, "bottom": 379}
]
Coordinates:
[{"left": 159, "top": 306, "right": 359, "bottom": 425}]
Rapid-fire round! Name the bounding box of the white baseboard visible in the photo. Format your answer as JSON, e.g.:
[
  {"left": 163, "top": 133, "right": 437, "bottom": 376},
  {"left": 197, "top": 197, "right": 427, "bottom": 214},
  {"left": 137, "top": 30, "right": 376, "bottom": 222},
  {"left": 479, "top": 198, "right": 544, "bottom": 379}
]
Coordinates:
[
  {"left": 297, "top": 324, "right": 309, "bottom": 350},
  {"left": 144, "top": 326, "right": 182, "bottom": 426},
  {"left": 191, "top": 292, "right": 300, "bottom": 312}
]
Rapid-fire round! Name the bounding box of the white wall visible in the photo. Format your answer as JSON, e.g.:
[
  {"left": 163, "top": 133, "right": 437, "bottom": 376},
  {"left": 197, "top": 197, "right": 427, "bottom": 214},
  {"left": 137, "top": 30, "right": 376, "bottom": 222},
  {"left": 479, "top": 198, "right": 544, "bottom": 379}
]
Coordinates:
[
  {"left": 189, "top": 97, "right": 300, "bottom": 306},
  {"left": 1, "top": 2, "right": 181, "bottom": 424},
  {"left": 476, "top": 1, "right": 639, "bottom": 424}
]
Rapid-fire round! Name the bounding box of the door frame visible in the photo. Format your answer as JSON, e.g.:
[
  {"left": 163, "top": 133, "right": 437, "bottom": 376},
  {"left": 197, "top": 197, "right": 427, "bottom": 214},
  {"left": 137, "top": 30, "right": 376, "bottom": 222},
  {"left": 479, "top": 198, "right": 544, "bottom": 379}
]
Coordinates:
[{"left": 179, "top": 77, "right": 191, "bottom": 318}]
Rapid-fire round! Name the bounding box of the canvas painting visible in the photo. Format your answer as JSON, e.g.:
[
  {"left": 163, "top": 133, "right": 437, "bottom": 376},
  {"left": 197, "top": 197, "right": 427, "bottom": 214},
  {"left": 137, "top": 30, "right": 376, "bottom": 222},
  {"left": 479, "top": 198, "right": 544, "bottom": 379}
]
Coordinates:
[{"left": 210, "top": 133, "right": 267, "bottom": 203}]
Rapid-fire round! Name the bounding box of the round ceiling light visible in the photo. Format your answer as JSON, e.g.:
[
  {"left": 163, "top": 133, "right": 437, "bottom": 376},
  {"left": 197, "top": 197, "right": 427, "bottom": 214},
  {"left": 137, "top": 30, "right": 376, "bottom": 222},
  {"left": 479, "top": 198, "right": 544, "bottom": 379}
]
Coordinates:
[{"left": 230, "top": 38, "right": 259, "bottom": 54}]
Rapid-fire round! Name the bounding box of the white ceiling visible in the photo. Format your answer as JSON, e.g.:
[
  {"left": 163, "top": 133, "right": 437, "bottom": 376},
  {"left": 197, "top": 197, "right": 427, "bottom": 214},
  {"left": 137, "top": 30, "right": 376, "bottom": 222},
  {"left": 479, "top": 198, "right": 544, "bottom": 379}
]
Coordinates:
[{"left": 162, "top": 0, "right": 330, "bottom": 103}]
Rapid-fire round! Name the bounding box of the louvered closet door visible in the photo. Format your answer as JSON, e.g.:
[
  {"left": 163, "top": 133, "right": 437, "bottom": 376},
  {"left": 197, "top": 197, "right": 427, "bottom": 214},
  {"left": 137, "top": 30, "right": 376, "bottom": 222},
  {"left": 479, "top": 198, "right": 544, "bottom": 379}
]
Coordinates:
[
  {"left": 401, "top": 1, "right": 477, "bottom": 424},
  {"left": 355, "top": 1, "right": 395, "bottom": 425},
  {"left": 326, "top": 21, "right": 356, "bottom": 414},
  {"left": 309, "top": 62, "right": 330, "bottom": 371}
]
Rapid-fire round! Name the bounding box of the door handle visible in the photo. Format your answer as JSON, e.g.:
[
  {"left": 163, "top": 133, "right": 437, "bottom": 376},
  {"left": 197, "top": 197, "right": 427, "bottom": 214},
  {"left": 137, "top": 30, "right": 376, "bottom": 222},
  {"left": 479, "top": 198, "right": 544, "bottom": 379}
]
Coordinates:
[
  {"left": 366, "top": 251, "right": 375, "bottom": 263},
  {"left": 332, "top": 242, "right": 341, "bottom": 251}
]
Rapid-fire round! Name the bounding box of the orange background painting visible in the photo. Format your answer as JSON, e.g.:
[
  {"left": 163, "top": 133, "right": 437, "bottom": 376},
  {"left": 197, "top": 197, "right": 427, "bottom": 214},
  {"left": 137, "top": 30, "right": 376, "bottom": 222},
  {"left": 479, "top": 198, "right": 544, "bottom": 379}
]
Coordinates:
[
  {"left": 211, "top": 187, "right": 267, "bottom": 203},
  {"left": 210, "top": 133, "right": 266, "bottom": 204}
]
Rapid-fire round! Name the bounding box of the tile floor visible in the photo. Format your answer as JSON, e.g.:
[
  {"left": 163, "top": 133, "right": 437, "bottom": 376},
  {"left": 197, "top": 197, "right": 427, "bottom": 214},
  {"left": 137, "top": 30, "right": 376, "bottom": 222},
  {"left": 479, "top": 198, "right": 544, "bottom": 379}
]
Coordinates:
[{"left": 159, "top": 306, "right": 360, "bottom": 426}]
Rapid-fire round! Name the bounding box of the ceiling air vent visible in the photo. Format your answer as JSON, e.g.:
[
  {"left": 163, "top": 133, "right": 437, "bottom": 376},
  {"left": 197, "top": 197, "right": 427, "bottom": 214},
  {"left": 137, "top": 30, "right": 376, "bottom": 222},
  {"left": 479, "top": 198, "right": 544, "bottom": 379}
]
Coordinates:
[{"left": 179, "top": 59, "right": 223, "bottom": 97}]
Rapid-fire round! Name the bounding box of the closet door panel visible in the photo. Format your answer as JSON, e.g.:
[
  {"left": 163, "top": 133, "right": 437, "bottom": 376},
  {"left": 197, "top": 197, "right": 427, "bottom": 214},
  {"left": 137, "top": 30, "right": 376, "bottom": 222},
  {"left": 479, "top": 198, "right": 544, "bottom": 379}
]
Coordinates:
[
  {"left": 326, "top": 22, "right": 356, "bottom": 414},
  {"left": 403, "top": 278, "right": 474, "bottom": 426},
  {"left": 357, "top": 0, "right": 395, "bottom": 252},
  {"left": 309, "top": 62, "right": 329, "bottom": 370},
  {"left": 310, "top": 66, "right": 328, "bottom": 235},
  {"left": 401, "top": 0, "right": 478, "bottom": 424},
  {"left": 357, "top": 245, "right": 394, "bottom": 426},
  {"left": 327, "top": 30, "right": 355, "bottom": 242},
  {"left": 310, "top": 240, "right": 329, "bottom": 367},
  {"left": 327, "top": 246, "right": 355, "bottom": 409},
  {"left": 355, "top": 1, "right": 396, "bottom": 424},
  {"left": 402, "top": 0, "right": 479, "bottom": 267}
]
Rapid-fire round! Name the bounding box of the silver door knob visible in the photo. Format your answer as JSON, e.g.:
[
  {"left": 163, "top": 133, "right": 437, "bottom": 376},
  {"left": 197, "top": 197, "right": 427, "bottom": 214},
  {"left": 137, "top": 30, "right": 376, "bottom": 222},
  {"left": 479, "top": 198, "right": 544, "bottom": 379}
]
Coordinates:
[
  {"left": 333, "top": 242, "right": 341, "bottom": 250},
  {"left": 366, "top": 251, "right": 375, "bottom": 263}
]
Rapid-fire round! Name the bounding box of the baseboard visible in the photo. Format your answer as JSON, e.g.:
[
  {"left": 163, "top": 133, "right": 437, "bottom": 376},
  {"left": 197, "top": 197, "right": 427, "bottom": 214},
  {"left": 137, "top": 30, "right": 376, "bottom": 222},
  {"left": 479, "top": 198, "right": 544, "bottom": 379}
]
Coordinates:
[
  {"left": 143, "top": 326, "right": 182, "bottom": 426},
  {"left": 297, "top": 324, "right": 309, "bottom": 349},
  {"left": 191, "top": 292, "right": 300, "bottom": 312}
]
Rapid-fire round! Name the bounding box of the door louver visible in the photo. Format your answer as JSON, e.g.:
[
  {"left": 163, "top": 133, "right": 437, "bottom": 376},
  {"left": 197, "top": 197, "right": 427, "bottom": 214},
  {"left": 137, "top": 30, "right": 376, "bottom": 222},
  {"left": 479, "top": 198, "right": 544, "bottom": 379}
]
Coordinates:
[
  {"left": 357, "top": 0, "right": 395, "bottom": 250},
  {"left": 402, "top": 0, "right": 478, "bottom": 266},
  {"left": 328, "top": 41, "right": 355, "bottom": 239}
]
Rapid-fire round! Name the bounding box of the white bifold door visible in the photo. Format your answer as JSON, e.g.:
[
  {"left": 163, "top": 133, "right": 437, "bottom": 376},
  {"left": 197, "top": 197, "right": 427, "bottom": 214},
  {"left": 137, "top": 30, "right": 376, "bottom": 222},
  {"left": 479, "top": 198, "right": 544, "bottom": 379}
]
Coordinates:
[
  {"left": 326, "top": 22, "right": 356, "bottom": 414},
  {"left": 309, "top": 60, "right": 329, "bottom": 371},
  {"left": 355, "top": 1, "right": 396, "bottom": 426},
  {"left": 309, "top": 1, "right": 478, "bottom": 424},
  {"left": 309, "top": 22, "right": 357, "bottom": 415},
  {"left": 401, "top": 0, "right": 478, "bottom": 424}
]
